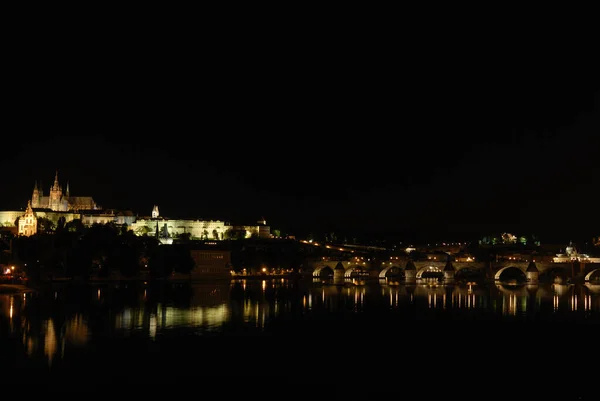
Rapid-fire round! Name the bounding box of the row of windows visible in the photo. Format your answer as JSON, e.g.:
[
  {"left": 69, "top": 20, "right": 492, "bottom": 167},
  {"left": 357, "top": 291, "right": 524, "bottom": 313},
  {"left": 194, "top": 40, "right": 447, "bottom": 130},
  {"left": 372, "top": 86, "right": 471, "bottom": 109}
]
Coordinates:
[
  {"left": 84, "top": 219, "right": 113, "bottom": 224},
  {"left": 194, "top": 253, "right": 225, "bottom": 259},
  {"left": 194, "top": 267, "right": 227, "bottom": 273}
]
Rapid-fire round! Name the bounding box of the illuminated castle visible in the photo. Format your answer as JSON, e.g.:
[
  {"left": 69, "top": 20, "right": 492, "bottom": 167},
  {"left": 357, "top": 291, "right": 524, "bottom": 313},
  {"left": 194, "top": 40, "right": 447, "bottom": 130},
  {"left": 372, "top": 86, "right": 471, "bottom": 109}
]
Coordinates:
[
  {"left": 1, "top": 171, "right": 270, "bottom": 239},
  {"left": 31, "top": 171, "right": 99, "bottom": 212}
]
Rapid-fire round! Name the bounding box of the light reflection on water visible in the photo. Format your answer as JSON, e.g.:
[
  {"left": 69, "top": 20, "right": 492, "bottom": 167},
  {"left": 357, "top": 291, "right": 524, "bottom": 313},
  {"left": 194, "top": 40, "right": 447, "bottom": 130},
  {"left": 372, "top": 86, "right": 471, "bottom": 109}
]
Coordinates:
[{"left": 1, "top": 279, "right": 599, "bottom": 368}]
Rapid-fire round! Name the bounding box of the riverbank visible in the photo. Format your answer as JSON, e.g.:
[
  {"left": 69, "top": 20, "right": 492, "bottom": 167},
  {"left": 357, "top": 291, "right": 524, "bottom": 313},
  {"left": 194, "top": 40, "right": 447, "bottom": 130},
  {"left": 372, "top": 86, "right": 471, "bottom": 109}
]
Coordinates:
[
  {"left": 0, "top": 283, "right": 36, "bottom": 293},
  {"left": 25, "top": 272, "right": 301, "bottom": 284}
]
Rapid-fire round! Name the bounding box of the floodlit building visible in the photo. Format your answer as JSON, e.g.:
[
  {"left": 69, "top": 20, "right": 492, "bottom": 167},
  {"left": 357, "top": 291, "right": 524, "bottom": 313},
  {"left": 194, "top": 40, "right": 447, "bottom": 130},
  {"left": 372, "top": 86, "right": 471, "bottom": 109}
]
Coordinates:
[
  {"left": 188, "top": 242, "right": 232, "bottom": 279},
  {"left": 0, "top": 171, "right": 271, "bottom": 240},
  {"left": 31, "top": 171, "right": 100, "bottom": 212},
  {"left": 18, "top": 201, "right": 37, "bottom": 236},
  {"left": 553, "top": 242, "right": 600, "bottom": 263},
  {"left": 128, "top": 207, "right": 270, "bottom": 240}
]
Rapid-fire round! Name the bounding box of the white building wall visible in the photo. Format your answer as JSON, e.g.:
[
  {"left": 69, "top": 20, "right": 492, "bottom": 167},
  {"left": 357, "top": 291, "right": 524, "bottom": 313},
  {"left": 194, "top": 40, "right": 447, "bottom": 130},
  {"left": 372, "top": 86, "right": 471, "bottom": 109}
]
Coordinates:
[
  {"left": 129, "top": 219, "right": 229, "bottom": 239},
  {"left": 0, "top": 211, "right": 24, "bottom": 227},
  {"left": 0, "top": 210, "right": 81, "bottom": 227},
  {"left": 35, "top": 211, "right": 81, "bottom": 226},
  {"left": 81, "top": 214, "right": 116, "bottom": 226}
]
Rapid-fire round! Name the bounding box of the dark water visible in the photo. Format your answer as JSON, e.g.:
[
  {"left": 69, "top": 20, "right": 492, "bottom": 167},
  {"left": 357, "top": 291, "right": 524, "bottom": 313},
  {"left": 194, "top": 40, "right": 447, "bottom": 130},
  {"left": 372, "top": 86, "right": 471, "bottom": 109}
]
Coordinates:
[{"left": 1, "top": 278, "right": 599, "bottom": 398}]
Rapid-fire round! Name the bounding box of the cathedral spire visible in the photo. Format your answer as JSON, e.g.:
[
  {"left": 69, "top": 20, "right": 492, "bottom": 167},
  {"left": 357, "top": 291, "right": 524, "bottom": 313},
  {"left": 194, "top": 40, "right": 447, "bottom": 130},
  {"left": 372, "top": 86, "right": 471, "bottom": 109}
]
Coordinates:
[
  {"left": 31, "top": 180, "right": 40, "bottom": 208},
  {"left": 66, "top": 181, "right": 70, "bottom": 197},
  {"left": 53, "top": 170, "right": 60, "bottom": 190}
]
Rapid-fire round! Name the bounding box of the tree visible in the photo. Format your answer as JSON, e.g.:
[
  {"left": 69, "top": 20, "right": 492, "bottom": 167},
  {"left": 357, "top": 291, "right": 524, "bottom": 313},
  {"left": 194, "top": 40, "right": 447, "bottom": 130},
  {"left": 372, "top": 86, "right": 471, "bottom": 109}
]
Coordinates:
[
  {"left": 65, "top": 219, "right": 85, "bottom": 234},
  {"left": 146, "top": 244, "right": 195, "bottom": 277},
  {"left": 108, "top": 241, "right": 140, "bottom": 277},
  {"left": 171, "top": 245, "right": 195, "bottom": 274},
  {"left": 56, "top": 216, "right": 66, "bottom": 233},
  {"left": 147, "top": 246, "right": 170, "bottom": 278},
  {"left": 37, "top": 217, "right": 55, "bottom": 233},
  {"left": 136, "top": 226, "right": 152, "bottom": 236},
  {"left": 64, "top": 243, "right": 93, "bottom": 278},
  {"left": 224, "top": 228, "right": 246, "bottom": 240},
  {"left": 178, "top": 232, "right": 192, "bottom": 242}
]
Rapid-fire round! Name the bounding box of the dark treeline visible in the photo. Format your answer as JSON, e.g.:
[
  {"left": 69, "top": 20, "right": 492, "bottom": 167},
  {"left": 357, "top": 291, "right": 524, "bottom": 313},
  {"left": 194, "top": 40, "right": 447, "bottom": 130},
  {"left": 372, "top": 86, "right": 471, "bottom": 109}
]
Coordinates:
[
  {"left": 4, "top": 220, "right": 594, "bottom": 284},
  {"left": 4, "top": 221, "right": 194, "bottom": 282},
  {"left": 1, "top": 221, "right": 324, "bottom": 282}
]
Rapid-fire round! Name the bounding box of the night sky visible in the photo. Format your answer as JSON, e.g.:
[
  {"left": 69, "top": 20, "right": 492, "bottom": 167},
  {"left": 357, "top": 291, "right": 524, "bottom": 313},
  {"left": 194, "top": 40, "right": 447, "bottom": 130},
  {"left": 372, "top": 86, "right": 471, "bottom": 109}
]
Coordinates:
[{"left": 2, "top": 22, "right": 599, "bottom": 244}]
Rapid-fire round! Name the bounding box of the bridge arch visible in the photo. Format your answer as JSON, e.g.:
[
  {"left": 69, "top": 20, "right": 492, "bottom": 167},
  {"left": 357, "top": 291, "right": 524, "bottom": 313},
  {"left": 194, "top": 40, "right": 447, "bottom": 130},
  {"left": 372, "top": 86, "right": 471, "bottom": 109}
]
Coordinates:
[
  {"left": 344, "top": 264, "right": 369, "bottom": 278},
  {"left": 416, "top": 265, "right": 443, "bottom": 280},
  {"left": 584, "top": 268, "right": 600, "bottom": 283},
  {"left": 538, "top": 265, "right": 570, "bottom": 283},
  {"left": 584, "top": 283, "right": 600, "bottom": 294},
  {"left": 455, "top": 266, "right": 485, "bottom": 282},
  {"left": 378, "top": 265, "right": 404, "bottom": 279},
  {"left": 312, "top": 265, "right": 334, "bottom": 279},
  {"left": 494, "top": 266, "right": 527, "bottom": 283}
]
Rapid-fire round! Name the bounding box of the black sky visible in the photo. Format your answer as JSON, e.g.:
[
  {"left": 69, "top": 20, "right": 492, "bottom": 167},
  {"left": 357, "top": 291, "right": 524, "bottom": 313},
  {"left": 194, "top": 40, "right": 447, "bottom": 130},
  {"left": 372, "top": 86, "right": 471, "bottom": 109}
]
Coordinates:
[{"left": 2, "top": 15, "right": 599, "bottom": 244}]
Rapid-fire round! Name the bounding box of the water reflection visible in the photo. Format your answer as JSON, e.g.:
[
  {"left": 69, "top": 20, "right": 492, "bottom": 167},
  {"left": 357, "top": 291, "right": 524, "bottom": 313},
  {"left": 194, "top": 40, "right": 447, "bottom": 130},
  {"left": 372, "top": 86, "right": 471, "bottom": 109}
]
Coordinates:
[
  {"left": 1, "top": 278, "right": 600, "bottom": 368},
  {"left": 111, "top": 282, "right": 232, "bottom": 336}
]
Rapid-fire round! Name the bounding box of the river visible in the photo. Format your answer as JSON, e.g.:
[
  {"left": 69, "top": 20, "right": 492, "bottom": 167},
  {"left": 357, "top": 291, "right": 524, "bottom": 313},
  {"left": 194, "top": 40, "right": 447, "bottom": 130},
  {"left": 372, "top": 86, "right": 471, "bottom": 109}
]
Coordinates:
[{"left": 1, "top": 278, "right": 598, "bottom": 398}]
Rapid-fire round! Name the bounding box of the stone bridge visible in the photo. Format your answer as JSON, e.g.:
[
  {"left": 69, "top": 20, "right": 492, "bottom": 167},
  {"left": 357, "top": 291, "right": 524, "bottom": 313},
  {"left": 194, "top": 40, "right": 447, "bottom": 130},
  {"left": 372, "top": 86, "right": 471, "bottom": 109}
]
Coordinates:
[{"left": 309, "top": 259, "right": 600, "bottom": 283}]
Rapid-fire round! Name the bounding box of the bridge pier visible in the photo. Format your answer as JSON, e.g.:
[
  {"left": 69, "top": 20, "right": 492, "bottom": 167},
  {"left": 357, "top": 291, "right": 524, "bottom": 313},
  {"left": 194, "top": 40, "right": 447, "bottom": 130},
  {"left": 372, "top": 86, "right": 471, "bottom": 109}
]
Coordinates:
[
  {"left": 443, "top": 259, "right": 455, "bottom": 283},
  {"left": 405, "top": 260, "right": 417, "bottom": 282},
  {"left": 443, "top": 270, "right": 455, "bottom": 282},
  {"left": 485, "top": 261, "right": 495, "bottom": 281},
  {"left": 333, "top": 264, "right": 345, "bottom": 285},
  {"left": 526, "top": 261, "right": 539, "bottom": 284}
]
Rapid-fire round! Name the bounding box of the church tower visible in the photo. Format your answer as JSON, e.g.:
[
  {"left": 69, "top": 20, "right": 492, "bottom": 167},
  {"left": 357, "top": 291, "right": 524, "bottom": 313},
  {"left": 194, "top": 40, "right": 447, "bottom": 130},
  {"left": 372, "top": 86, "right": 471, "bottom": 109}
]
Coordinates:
[
  {"left": 31, "top": 181, "right": 40, "bottom": 208},
  {"left": 48, "top": 170, "right": 63, "bottom": 211},
  {"left": 18, "top": 200, "right": 38, "bottom": 237},
  {"left": 152, "top": 205, "right": 159, "bottom": 219}
]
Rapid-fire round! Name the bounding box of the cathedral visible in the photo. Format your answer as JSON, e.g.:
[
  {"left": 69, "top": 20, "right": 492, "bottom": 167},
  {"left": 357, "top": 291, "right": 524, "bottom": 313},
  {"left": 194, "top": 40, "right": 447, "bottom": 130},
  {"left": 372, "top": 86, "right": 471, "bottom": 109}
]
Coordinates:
[
  {"left": 31, "top": 171, "right": 99, "bottom": 212},
  {"left": 1, "top": 171, "right": 270, "bottom": 240}
]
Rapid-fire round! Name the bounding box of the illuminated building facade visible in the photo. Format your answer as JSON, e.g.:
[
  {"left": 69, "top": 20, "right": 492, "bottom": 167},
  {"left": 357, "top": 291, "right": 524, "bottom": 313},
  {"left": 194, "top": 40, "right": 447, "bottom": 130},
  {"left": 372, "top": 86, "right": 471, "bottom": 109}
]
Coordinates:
[
  {"left": 31, "top": 171, "right": 99, "bottom": 212},
  {"left": 189, "top": 246, "right": 232, "bottom": 279},
  {"left": 553, "top": 242, "right": 600, "bottom": 263},
  {"left": 1, "top": 173, "right": 270, "bottom": 240},
  {"left": 128, "top": 206, "right": 270, "bottom": 240},
  {"left": 130, "top": 217, "right": 229, "bottom": 240},
  {"left": 0, "top": 209, "right": 80, "bottom": 235},
  {"left": 18, "top": 201, "right": 37, "bottom": 236},
  {"left": 0, "top": 211, "right": 23, "bottom": 228},
  {"left": 81, "top": 211, "right": 121, "bottom": 226}
]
